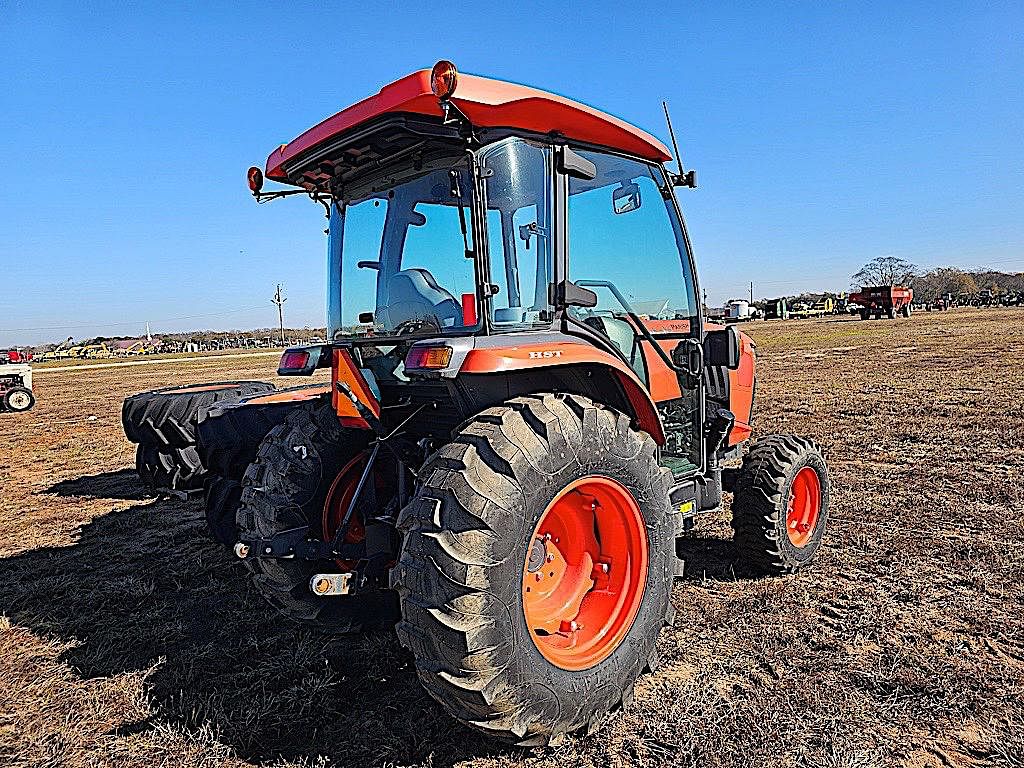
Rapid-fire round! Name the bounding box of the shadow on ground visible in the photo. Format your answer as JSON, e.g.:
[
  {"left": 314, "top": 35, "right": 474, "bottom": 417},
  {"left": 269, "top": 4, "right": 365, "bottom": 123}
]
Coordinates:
[
  {"left": 45, "top": 469, "right": 150, "bottom": 500},
  {"left": 0, "top": 491, "right": 512, "bottom": 767},
  {"left": 675, "top": 535, "right": 741, "bottom": 582}
]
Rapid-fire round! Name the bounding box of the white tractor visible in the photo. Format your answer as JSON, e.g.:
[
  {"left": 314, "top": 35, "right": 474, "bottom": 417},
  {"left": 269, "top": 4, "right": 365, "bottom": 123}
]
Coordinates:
[{"left": 0, "top": 350, "right": 36, "bottom": 412}]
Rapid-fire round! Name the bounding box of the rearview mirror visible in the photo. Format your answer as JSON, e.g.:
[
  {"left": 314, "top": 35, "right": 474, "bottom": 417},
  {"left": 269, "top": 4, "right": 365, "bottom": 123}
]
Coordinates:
[
  {"left": 612, "top": 182, "right": 641, "bottom": 214},
  {"left": 703, "top": 325, "right": 741, "bottom": 369}
]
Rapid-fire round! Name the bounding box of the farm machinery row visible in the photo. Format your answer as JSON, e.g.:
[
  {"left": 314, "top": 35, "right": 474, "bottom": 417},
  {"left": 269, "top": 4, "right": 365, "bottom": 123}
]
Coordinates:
[{"left": 119, "top": 61, "right": 830, "bottom": 745}]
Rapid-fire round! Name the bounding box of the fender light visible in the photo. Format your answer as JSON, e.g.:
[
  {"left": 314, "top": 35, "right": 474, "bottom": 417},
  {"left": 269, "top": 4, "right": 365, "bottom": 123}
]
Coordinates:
[{"left": 405, "top": 344, "right": 453, "bottom": 371}]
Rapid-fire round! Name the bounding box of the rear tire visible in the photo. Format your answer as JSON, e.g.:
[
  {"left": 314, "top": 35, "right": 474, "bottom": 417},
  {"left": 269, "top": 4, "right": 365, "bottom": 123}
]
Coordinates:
[
  {"left": 731, "top": 435, "right": 829, "bottom": 575},
  {"left": 236, "top": 403, "right": 399, "bottom": 632},
  {"left": 901, "top": 304, "right": 912, "bottom": 318},
  {"left": 859, "top": 308, "right": 870, "bottom": 320},
  {"left": 392, "top": 393, "right": 677, "bottom": 745},
  {"left": 204, "top": 475, "right": 242, "bottom": 546}
]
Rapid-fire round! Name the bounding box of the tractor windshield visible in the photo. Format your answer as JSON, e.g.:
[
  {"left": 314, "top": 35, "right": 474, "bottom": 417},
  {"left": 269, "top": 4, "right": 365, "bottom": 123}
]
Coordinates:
[{"left": 327, "top": 153, "right": 478, "bottom": 340}]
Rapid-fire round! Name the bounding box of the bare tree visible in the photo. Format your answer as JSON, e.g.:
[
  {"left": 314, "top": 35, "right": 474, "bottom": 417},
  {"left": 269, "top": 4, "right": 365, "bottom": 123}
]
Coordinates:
[
  {"left": 913, "top": 267, "right": 978, "bottom": 301},
  {"left": 851, "top": 255, "right": 918, "bottom": 288}
]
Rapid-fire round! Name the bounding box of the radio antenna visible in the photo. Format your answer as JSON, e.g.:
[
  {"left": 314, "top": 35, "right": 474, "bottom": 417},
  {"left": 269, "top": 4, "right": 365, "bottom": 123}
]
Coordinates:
[{"left": 662, "top": 101, "right": 696, "bottom": 188}]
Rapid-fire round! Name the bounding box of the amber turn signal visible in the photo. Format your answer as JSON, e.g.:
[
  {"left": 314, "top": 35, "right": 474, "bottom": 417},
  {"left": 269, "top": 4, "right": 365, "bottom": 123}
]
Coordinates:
[{"left": 405, "top": 344, "right": 453, "bottom": 370}]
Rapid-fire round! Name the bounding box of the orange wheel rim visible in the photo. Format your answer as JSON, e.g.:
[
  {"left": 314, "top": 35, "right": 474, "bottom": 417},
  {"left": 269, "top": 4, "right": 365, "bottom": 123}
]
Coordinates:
[
  {"left": 523, "top": 476, "right": 648, "bottom": 671},
  {"left": 786, "top": 466, "right": 821, "bottom": 547},
  {"left": 322, "top": 452, "right": 369, "bottom": 571}
]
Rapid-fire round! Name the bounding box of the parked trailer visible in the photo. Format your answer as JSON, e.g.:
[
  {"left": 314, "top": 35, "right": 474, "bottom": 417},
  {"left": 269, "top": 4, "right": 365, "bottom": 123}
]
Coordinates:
[
  {"left": 848, "top": 286, "right": 914, "bottom": 320},
  {"left": 763, "top": 297, "right": 789, "bottom": 320}
]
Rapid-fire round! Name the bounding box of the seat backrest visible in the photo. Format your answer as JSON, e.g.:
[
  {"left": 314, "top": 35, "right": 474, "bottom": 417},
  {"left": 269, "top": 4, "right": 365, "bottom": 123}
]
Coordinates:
[{"left": 383, "top": 268, "right": 463, "bottom": 329}]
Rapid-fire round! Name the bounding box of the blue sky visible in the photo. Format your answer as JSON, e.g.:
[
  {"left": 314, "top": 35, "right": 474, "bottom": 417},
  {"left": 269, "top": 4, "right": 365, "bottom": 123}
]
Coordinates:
[{"left": 1, "top": 1, "right": 1021, "bottom": 346}]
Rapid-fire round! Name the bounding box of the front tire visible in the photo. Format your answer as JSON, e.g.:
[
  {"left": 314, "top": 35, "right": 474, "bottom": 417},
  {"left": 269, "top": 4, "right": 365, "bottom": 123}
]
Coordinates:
[
  {"left": 731, "top": 435, "right": 829, "bottom": 574},
  {"left": 3, "top": 386, "right": 35, "bottom": 412},
  {"left": 392, "top": 394, "right": 676, "bottom": 745}
]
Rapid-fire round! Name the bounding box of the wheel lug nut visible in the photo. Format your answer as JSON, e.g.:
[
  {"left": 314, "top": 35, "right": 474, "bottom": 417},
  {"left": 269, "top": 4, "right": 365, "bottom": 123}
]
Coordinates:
[
  {"left": 546, "top": 553, "right": 554, "bottom": 562},
  {"left": 535, "top": 573, "right": 542, "bottom": 582}
]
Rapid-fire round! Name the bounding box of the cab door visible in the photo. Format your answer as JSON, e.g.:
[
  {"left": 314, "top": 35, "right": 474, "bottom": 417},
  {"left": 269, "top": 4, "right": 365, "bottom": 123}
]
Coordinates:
[{"left": 562, "top": 148, "right": 703, "bottom": 476}]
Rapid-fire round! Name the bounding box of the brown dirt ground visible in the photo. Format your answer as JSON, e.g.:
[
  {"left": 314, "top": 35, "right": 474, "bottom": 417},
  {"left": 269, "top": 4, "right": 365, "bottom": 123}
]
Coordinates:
[{"left": 1, "top": 308, "right": 1022, "bottom": 768}]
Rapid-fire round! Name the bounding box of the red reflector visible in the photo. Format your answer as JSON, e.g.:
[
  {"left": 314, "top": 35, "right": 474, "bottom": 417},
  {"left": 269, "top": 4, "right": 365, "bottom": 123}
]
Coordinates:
[
  {"left": 461, "top": 292, "right": 477, "bottom": 326},
  {"left": 279, "top": 350, "right": 310, "bottom": 370},
  {"left": 405, "top": 345, "right": 453, "bottom": 370}
]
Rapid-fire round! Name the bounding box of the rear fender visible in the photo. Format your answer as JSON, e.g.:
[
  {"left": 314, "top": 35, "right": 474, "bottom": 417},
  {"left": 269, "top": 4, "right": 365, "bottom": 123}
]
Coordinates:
[
  {"left": 458, "top": 341, "right": 665, "bottom": 444},
  {"left": 728, "top": 331, "right": 756, "bottom": 445}
]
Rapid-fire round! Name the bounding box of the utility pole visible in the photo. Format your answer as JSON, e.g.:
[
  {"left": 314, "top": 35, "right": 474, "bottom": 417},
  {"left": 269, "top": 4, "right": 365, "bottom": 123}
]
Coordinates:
[
  {"left": 749, "top": 281, "right": 754, "bottom": 304},
  {"left": 271, "top": 284, "right": 287, "bottom": 347}
]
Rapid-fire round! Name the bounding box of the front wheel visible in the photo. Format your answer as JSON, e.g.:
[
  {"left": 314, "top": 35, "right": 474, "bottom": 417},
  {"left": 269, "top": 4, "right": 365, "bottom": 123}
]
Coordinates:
[
  {"left": 731, "top": 435, "right": 829, "bottom": 574},
  {"left": 392, "top": 394, "right": 677, "bottom": 745},
  {"left": 3, "top": 386, "right": 35, "bottom": 412}
]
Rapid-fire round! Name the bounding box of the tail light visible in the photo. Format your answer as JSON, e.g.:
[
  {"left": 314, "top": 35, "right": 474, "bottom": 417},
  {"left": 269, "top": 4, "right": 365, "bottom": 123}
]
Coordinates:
[
  {"left": 405, "top": 344, "right": 453, "bottom": 371},
  {"left": 278, "top": 346, "right": 327, "bottom": 376}
]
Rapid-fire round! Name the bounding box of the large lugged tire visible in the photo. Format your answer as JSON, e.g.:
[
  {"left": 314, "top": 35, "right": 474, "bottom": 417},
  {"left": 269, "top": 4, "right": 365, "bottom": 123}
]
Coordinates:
[
  {"left": 136, "top": 443, "right": 206, "bottom": 493},
  {"left": 731, "top": 434, "right": 829, "bottom": 574},
  {"left": 198, "top": 385, "right": 331, "bottom": 546},
  {"left": 204, "top": 475, "right": 242, "bottom": 546},
  {"left": 236, "top": 403, "right": 400, "bottom": 632},
  {"left": 121, "top": 381, "right": 274, "bottom": 449},
  {"left": 391, "top": 393, "right": 677, "bottom": 745},
  {"left": 196, "top": 384, "right": 331, "bottom": 480}
]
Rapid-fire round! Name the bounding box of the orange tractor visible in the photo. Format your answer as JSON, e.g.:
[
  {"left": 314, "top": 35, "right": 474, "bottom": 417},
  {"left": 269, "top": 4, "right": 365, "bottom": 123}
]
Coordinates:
[{"left": 164, "top": 62, "right": 831, "bottom": 744}]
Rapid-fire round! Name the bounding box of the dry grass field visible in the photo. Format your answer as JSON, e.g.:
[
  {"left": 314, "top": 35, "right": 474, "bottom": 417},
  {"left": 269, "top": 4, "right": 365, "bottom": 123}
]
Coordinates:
[{"left": 1, "top": 308, "right": 1022, "bottom": 768}]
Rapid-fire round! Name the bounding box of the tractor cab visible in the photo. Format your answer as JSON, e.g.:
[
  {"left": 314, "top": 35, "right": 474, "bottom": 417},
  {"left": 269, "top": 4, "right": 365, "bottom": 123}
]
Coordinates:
[{"left": 259, "top": 61, "right": 737, "bottom": 477}]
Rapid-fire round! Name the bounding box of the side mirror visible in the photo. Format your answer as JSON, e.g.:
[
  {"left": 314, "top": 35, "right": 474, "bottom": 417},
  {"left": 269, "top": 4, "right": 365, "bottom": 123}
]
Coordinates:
[
  {"left": 555, "top": 280, "right": 598, "bottom": 308},
  {"left": 612, "top": 182, "right": 641, "bottom": 214},
  {"left": 703, "top": 325, "right": 741, "bottom": 369},
  {"left": 558, "top": 146, "right": 597, "bottom": 180}
]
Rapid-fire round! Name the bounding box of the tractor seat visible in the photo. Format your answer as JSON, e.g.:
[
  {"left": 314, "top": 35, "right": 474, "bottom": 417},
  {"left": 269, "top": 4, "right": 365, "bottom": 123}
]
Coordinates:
[{"left": 384, "top": 268, "right": 464, "bottom": 329}]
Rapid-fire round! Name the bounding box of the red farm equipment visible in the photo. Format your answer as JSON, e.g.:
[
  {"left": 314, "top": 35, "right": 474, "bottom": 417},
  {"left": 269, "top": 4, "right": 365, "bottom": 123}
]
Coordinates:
[{"left": 849, "top": 285, "right": 914, "bottom": 320}]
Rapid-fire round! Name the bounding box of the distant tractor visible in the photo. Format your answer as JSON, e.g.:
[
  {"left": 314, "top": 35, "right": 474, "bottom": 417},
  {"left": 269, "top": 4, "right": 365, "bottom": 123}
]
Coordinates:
[
  {"left": 0, "top": 350, "right": 35, "bottom": 412},
  {"left": 848, "top": 285, "right": 914, "bottom": 320}
]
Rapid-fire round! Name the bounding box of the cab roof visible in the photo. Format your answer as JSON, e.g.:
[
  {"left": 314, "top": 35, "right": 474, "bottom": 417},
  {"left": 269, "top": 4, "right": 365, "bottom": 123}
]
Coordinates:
[{"left": 265, "top": 68, "right": 672, "bottom": 182}]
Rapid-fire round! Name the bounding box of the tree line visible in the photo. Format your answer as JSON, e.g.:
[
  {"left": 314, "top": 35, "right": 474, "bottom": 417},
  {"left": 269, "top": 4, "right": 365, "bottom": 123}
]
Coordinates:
[{"left": 851, "top": 256, "right": 1023, "bottom": 302}]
